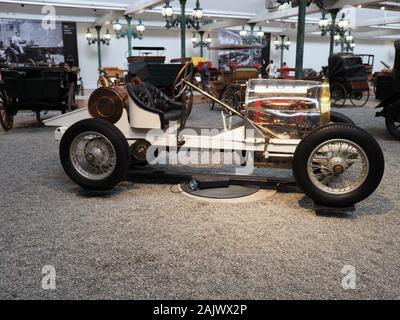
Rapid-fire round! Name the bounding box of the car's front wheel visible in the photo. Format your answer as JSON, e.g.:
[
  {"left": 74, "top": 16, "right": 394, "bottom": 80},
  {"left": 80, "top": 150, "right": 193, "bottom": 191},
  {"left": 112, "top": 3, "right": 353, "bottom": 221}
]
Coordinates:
[
  {"left": 330, "top": 111, "right": 355, "bottom": 125},
  {"left": 60, "top": 118, "right": 129, "bottom": 190},
  {"left": 293, "top": 124, "right": 384, "bottom": 207}
]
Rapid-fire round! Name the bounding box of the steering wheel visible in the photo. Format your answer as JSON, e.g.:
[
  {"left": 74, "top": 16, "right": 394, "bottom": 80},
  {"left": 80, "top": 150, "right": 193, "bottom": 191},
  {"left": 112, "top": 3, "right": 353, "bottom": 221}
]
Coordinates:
[{"left": 173, "top": 62, "right": 195, "bottom": 99}]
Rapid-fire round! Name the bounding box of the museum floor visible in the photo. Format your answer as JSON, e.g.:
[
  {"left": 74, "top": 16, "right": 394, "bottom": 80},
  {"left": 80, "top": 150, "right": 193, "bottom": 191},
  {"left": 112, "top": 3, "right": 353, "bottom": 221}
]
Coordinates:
[{"left": 1, "top": 99, "right": 399, "bottom": 299}]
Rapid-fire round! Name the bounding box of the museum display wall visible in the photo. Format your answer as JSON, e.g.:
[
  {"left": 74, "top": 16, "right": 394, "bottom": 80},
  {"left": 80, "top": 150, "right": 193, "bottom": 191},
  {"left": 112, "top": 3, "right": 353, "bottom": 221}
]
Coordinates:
[
  {"left": 75, "top": 24, "right": 217, "bottom": 89},
  {"left": 73, "top": 21, "right": 396, "bottom": 89}
]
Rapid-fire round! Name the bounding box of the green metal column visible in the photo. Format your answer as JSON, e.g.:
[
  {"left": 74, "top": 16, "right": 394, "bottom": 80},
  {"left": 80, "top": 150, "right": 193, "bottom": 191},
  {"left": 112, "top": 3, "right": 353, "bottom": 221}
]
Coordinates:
[
  {"left": 180, "top": 0, "right": 187, "bottom": 58},
  {"left": 199, "top": 31, "right": 204, "bottom": 57},
  {"left": 295, "top": 0, "right": 306, "bottom": 80},
  {"left": 95, "top": 25, "right": 102, "bottom": 68},
  {"left": 329, "top": 10, "right": 338, "bottom": 57},
  {"left": 249, "top": 23, "right": 256, "bottom": 65},
  {"left": 280, "top": 35, "right": 285, "bottom": 68},
  {"left": 125, "top": 15, "right": 133, "bottom": 57}
]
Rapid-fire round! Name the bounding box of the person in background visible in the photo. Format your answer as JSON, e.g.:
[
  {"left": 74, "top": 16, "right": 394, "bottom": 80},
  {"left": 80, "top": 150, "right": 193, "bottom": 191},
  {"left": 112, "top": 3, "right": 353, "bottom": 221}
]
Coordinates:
[
  {"left": 76, "top": 77, "right": 84, "bottom": 96},
  {"left": 266, "top": 60, "right": 278, "bottom": 79},
  {"left": 65, "top": 55, "right": 81, "bottom": 92},
  {"left": 0, "top": 41, "right": 5, "bottom": 63},
  {"left": 200, "top": 62, "right": 210, "bottom": 91},
  {"left": 11, "top": 32, "right": 26, "bottom": 54},
  {"left": 281, "top": 62, "right": 290, "bottom": 79}
]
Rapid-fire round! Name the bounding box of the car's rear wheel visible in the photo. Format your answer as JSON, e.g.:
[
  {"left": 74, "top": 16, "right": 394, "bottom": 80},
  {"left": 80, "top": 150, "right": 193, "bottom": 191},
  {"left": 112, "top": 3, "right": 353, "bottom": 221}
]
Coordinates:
[
  {"left": 60, "top": 118, "right": 129, "bottom": 190},
  {"left": 0, "top": 87, "right": 13, "bottom": 131},
  {"left": 293, "top": 124, "right": 384, "bottom": 207}
]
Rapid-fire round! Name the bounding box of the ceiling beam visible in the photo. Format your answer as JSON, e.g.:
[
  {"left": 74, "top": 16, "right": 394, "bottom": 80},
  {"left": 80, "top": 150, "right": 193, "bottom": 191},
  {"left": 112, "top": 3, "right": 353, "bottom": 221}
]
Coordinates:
[
  {"left": 0, "top": 0, "right": 126, "bottom": 10},
  {"left": 365, "top": 4, "right": 400, "bottom": 11},
  {"left": 277, "top": 30, "right": 399, "bottom": 41},
  {"left": 0, "top": 11, "right": 96, "bottom": 22},
  {"left": 94, "top": 10, "right": 124, "bottom": 26},
  {"left": 125, "top": 0, "right": 166, "bottom": 15},
  {"left": 249, "top": 5, "right": 321, "bottom": 23},
  {"left": 249, "top": 0, "right": 383, "bottom": 24},
  {"left": 354, "top": 28, "right": 400, "bottom": 38},
  {"left": 356, "top": 15, "right": 400, "bottom": 28},
  {"left": 325, "top": 0, "right": 382, "bottom": 9},
  {"left": 202, "top": 18, "right": 249, "bottom": 31}
]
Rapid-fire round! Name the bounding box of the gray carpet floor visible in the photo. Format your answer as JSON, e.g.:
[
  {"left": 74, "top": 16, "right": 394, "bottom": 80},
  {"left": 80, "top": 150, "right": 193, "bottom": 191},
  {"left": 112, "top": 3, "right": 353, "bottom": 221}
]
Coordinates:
[{"left": 0, "top": 98, "right": 399, "bottom": 299}]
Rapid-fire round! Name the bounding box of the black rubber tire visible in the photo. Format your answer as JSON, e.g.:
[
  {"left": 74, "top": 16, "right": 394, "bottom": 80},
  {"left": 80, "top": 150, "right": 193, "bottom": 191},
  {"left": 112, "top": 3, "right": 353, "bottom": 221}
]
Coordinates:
[
  {"left": 0, "top": 88, "right": 13, "bottom": 131},
  {"left": 36, "top": 111, "right": 42, "bottom": 122},
  {"left": 0, "top": 109, "right": 13, "bottom": 131},
  {"left": 5, "top": 49, "right": 18, "bottom": 63},
  {"left": 210, "top": 101, "right": 216, "bottom": 110},
  {"left": 67, "top": 82, "right": 76, "bottom": 112},
  {"left": 330, "top": 111, "right": 355, "bottom": 125},
  {"left": 350, "top": 89, "right": 370, "bottom": 108},
  {"left": 293, "top": 124, "right": 384, "bottom": 207},
  {"left": 385, "top": 103, "right": 400, "bottom": 140},
  {"left": 220, "top": 85, "right": 239, "bottom": 112},
  {"left": 60, "top": 118, "right": 129, "bottom": 191}
]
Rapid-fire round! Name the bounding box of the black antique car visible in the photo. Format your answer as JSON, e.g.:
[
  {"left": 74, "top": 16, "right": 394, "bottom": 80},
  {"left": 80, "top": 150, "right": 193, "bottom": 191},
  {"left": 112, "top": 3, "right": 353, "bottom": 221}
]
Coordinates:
[
  {"left": 376, "top": 40, "right": 400, "bottom": 140},
  {"left": 127, "top": 47, "right": 184, "bottom": 96},
  {"left": 3, "top": 45, "right": 63, "bottom": 65},
  {"left": 0, "top": 65, "right": 76, "bottom": 131},
  {"left": 328, "top": 53, "right": 370, "bottom": 107}
]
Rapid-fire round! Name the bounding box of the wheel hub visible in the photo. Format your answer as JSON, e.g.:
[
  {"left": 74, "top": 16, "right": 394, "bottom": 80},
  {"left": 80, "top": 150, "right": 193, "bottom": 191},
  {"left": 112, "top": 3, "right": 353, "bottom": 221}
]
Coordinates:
[
  {"left": 70, "top": 133, "right": 117, "bottom": 181},
  {"left": 131, "top": 140, "right": 151, "bottom": 162},
  {"left": 329, "top": 157, "right": 347, "bottom": 175},
  {"left": 84, "top": 142, "right": 107, "bottom": 165},
  {"left": 85, "top": 153, "right": 95, "bottom": 162},
  {"left": 333, "top": 164, "right": 345, "bottom": 174},
  {"left": 307, "top": 139, "right": 369, "bottom": 195}
]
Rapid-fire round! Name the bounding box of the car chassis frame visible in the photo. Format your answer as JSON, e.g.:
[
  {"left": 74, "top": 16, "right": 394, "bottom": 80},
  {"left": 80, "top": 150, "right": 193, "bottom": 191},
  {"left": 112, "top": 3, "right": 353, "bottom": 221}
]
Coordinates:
[{"left": 46, "top": 63, "right": 385, "bottom": 208}]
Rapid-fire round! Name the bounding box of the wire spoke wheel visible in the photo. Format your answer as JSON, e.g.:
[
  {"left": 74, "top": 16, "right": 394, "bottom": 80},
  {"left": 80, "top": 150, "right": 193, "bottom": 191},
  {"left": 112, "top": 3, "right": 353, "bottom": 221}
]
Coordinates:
[
  {"left": 180, "top": 88, "right": 194, "bottom": 129},
  {"left": 67, "top": 82, "right": 76, "bottom": 112},
  {"left": 60, "top": 119, "right": 129, "bottom": 191},
  {"left": 330, "top": 83, "right": 347, "bottom": 107},
  {"left": 293, "top": 124, "right": 384, "bottom": 207},
  {"left": 70, "top": 132, "right": 117, "bottom": 181},
  {"left": 221, "top": 86, "right": 239, "bottom": 113},
  {"left": 97, "top": 77, "right": 110, "bottom": 88},
  {"left": 350, "top": 89, "right": 370, "bottom": 107},
  {"left": 0, "top": 88, "right": 13, "bottom": 131},
  {"left": 307, "top": 139, "right": 369, "bottom": 195}
]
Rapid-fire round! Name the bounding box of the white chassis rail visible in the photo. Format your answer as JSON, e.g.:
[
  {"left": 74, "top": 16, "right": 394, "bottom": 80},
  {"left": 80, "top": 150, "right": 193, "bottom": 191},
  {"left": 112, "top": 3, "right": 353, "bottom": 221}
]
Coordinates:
[{"left": 44, "top": 97, "right": 300, "bottom": 160}]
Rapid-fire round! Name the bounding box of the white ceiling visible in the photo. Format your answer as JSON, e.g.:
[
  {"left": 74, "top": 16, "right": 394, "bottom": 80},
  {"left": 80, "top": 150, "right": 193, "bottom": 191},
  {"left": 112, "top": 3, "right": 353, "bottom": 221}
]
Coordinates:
[
  {"left": 156, "top": 0, "right": 264, "bottom": 15},
  {"left": 0, "top": 0, "right": 265, "bottom": 14},
  {"left": 1, "top": 0, "right": 400, "bottom": 39}
]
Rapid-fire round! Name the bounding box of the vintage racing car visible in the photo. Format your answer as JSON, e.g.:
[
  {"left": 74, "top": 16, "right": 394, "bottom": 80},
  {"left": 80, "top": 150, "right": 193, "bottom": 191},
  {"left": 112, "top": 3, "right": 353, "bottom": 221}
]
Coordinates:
[{"left": 45, "top": 63, "right": 385, "bottom": 207}]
